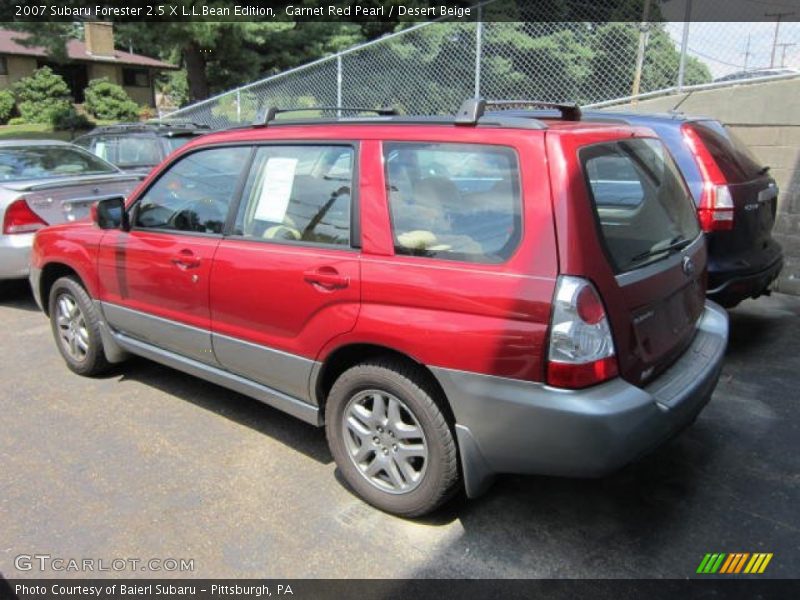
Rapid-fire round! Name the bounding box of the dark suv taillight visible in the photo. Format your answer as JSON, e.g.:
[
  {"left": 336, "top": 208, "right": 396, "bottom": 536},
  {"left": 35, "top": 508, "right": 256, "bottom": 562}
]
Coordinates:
[
  {"left": 547, "top": 276, "right": 618, "bottom": 389},
  {"left": 681, "top": 124, "right": 734, "bottom": 232},
  {"left": 3, "top": 198, "right": 47, "bottom": 235}
]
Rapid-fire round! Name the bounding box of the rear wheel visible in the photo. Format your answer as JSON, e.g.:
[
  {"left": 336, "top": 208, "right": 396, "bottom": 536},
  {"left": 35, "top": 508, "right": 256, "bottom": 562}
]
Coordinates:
[
  {"left": 48, "top": 276, "right": 110, "bottom": 376},
  {"left": 325, "top": 359, "right": 460, "bottom": 517}
]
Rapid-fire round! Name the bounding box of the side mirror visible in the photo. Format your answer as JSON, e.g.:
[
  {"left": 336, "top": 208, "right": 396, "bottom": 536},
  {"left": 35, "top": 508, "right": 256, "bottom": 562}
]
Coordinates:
[{"left": 92, "top": 197, "right": 129, "bottom": 231}]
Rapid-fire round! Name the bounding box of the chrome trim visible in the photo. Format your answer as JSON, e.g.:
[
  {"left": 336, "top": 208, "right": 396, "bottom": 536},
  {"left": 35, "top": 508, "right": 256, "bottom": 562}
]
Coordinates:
[
  {"left": 111, "top": 332, "right": 320, "bottom": 426},
  {"left": 101, "top": 302, "right": 216, "bottom": 366},
  {"left": 614, "top": 234, "right": 704, "bottom": 287}
]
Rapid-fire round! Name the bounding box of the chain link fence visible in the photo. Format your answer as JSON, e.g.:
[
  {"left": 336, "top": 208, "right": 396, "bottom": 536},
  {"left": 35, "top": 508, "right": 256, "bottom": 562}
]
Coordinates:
[{"left": 162, "top": 17, "right": 800, "bottom": 126}]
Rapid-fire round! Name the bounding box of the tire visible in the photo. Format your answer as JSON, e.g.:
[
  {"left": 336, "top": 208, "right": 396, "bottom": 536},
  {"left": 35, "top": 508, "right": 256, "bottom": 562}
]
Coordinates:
[
  {"left": 325, "top": 358, "right": 460, "bottom": 517},
  {"left": 48, "top": 276, "right": 110, "bottom": 376}
]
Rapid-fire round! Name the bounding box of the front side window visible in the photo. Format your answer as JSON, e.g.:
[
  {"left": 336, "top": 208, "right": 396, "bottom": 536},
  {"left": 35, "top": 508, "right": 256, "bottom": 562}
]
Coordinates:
[
  {"left": 582, "top": 138, "right": 701, "bottom": 273},
  {"left": 134, "top": 146, "right": 250, "bottom": 234},
  {"left": 233, "top": 145, "right": 353, "bottom": 247},
  {"left": 383, "top": 142, "right": 522, "bottom": 263}
]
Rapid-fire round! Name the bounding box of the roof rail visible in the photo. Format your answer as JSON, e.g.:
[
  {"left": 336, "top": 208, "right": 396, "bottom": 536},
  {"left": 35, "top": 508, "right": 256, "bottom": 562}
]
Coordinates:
[
  {"left": 455, "top": 98, "right": 582, "bottom": 125},
  {"left": 255, "top": 105, "right": 398, "bottom": 126}
]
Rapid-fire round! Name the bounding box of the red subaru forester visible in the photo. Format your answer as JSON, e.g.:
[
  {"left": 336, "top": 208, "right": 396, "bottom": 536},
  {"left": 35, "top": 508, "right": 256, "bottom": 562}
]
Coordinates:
[{"left": 30, "top": 100, "right": 729, "bottom": 517}]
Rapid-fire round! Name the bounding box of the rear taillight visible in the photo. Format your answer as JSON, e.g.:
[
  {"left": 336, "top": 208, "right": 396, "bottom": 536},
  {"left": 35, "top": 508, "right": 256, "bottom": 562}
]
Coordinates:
[
  {"left": 682, "top": 124, "right": 734, "bottom": 232},
  {"left": 547, "top": 276, "right": 618, "bottom": 389},
  {"left": 3, "top": 198, "right": 47, "bottom": 235}
]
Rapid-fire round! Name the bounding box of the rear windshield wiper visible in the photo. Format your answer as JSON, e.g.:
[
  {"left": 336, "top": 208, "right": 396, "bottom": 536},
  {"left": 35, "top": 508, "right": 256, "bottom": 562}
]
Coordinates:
[{"left": 630, "top": 236, "right": 693, "bottom": 264}]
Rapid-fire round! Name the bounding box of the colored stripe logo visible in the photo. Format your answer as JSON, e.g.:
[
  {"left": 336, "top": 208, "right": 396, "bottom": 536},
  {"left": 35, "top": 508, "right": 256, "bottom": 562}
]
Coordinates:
[{"left": 696, "top": 553, "right": 773, "bottom": 574}]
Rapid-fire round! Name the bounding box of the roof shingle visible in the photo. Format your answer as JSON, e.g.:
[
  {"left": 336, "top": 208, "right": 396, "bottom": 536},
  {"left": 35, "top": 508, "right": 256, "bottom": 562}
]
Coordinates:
[{"left": 0, "top": 29, "right": 176, "bottom": 69}]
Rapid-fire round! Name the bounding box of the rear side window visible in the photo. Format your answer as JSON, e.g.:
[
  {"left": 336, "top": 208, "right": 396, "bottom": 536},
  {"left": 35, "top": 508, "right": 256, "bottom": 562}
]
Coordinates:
[
  {"left": 116, "top": 136, "right": 162, "bottom": 168},
  {"left": 686, "top": 121, "right": 764, "bottom": 183},
  {"left": 383, "top": 142, "right": 521, "bottom": 263},
  {"left": 233, "top": 145, "right": 353, "bottom": 247},
  {"left": 581, "top": 138, "right": 700, "bottom": 274}
]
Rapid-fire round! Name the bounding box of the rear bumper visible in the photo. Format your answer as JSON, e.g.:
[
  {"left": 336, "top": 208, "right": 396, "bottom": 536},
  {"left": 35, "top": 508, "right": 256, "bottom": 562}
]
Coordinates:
[
  {"left": 708, "top": 254, "right": 783, "bottom": 307},
  {"left": 0, "top": 233, "right": 34, "bottom": 281},
  {"left": 431, "top": 301, "right": 729, "bottom": 497}
]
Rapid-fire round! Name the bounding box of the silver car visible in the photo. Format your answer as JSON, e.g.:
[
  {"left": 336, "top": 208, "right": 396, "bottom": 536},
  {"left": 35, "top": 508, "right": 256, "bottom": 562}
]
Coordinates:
[{"left": 0, "top": 140, "right": 142, "bottom": 280}]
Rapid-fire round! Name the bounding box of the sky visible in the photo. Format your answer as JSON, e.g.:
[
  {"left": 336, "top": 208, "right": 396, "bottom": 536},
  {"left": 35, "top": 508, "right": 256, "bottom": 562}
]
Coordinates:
[{"left": 665, "top": 21, "right": 800, "bottom": 78}]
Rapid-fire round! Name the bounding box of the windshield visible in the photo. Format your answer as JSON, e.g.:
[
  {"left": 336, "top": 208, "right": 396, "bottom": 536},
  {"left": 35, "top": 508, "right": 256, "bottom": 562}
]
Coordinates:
[
  {"left": 581, "top": 138, "right": 701, "bottom": 273},
  {"left": 0, "top": 146, "right": 117, "bottom": 182}
]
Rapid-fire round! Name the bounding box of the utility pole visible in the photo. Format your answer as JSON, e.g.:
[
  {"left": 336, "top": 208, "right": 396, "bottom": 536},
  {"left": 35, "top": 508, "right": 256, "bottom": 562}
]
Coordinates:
[
  {"left": 677, "top": 0, "right": 693, "bottom": 91},
  {"left": 777, "top": 42, "right": 797, "bottom": 67},
  {"left": 743, "top": 34, "right": 752, "bottom": 72},
  {"left": 631, "top": 0, "right": 653, "bottom": 105},
  {"left": 766, "top": 11, "right": 795, "bottom": 68}
]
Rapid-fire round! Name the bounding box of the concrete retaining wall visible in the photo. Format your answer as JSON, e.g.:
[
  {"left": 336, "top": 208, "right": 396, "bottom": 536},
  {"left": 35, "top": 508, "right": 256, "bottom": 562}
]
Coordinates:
[{"left": 608, "top": 78, "right": 800, "bottom": 296}]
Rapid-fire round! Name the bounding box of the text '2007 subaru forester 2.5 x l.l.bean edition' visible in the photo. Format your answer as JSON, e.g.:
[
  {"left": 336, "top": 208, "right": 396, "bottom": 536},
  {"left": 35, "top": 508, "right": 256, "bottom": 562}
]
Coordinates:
[{"left": 30, "top": 100, "right": 729, "bottom": 517}]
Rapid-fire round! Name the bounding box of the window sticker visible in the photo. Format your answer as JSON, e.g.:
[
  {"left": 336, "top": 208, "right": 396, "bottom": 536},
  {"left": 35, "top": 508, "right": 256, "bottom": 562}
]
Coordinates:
[{"left": 254, "top": 157, "right": 298, "bottom": 222}]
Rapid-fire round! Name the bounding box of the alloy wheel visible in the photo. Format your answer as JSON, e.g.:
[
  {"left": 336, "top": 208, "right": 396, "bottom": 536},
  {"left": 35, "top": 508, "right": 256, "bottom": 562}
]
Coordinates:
[{"left": 342, "top": 390, "right": 428, "bottom": 494}]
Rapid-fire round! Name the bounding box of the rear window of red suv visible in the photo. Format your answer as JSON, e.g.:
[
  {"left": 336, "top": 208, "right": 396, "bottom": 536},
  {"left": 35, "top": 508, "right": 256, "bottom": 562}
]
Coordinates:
[{"left": 581, "top": 137, "right": 700, "bottom": 273}]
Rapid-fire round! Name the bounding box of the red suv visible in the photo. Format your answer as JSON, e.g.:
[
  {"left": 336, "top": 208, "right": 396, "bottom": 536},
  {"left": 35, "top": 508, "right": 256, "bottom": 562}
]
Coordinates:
[{"left": 30, "top": 100, "right": 729, "bottom": 517}]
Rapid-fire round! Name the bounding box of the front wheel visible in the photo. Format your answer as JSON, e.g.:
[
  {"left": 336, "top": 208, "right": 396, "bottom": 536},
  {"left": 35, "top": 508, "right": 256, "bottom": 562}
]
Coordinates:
[
  {"left": 325, "top": 359, "right": 460, "bottom": 517},
  {"left": 48, "top": 276, "right": 110, "bottom": 376}
]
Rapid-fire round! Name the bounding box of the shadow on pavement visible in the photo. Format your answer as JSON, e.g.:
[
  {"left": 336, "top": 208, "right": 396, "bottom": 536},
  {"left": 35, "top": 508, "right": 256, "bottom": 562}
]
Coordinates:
[
  {"left": 0, "top": 280, "right": 39, "bottom": 313},
  {"left": 116, "top": 357, "right": 333, "bottom": 466}
]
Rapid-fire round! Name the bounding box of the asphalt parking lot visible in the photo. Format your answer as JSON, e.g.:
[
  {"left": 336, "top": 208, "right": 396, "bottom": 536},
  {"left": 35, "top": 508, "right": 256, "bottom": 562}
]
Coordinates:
[{"left": 0, "top": 280, "right": 798, "bottom": 579}]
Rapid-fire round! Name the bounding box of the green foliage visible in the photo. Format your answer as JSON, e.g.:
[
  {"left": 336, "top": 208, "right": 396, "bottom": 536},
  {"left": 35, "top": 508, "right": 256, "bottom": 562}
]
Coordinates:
[
  {"left": 211, "top": 91, "right": 259, "bottom": 125},
  {"left": 84, "top": 78, "right": 139, "bottom": 121},
  {"left": 50, "top": 106, "right": 95, "bottom": 132},
  {"left": 7, "top": 117, "right": 27, "bottom": 126},
  {"left": 0, "top": 90, "right": 14, "bottom": 124},
  {"left": 13, "top": 67, "right": 72, "bottom": 124}
]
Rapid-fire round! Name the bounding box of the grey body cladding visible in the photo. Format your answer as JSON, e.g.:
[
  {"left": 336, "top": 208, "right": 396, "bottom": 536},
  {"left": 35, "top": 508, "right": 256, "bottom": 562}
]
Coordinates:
[
  {"left": 102, "top": 302, "right": 216, "bottom": 365},
  {"left": 98, "top": 302, "right": 321, "bottom": 425}
]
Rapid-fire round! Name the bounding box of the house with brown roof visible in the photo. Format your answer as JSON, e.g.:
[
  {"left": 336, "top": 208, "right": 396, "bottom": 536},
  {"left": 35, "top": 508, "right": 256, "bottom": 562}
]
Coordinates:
[{"left": 0, "top": 23, "right": 176, "bottom": 107}]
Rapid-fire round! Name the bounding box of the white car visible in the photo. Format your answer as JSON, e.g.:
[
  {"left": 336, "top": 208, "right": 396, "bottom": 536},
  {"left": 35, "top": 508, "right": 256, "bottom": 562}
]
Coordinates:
[{"left": 0, "top": 140, "right": 142, "bottom": 281}]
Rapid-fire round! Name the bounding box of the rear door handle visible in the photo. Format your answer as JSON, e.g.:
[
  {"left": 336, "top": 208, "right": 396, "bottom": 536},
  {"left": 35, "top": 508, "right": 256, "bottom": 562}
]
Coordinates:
[
  {"left": 304, "top": 267, "right": 349, "bottom": 290},
  {"left": 170, "top": 249, "right": 201, "bottom": 269}
]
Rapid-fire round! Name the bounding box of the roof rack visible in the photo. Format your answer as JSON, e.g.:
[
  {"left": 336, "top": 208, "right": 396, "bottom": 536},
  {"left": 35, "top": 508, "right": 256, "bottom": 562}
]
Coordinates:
[
  {"left": 92, "top": 121, "right": 211, "bottom": 134},
  {"left": 255, "top": 105, "right": 399, "bottom": 126},
  {"left": 455, "top": 98, "right": 582, "bottom": 125}
]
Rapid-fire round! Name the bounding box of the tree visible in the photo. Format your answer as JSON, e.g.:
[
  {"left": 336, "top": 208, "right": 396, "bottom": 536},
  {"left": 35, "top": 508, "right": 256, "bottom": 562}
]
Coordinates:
[
  {"left": 13, "top": 67, "right": 72, "bottom": 123},
  {"left": 84, "top": 78, "right": 139, "bottom": 120}
]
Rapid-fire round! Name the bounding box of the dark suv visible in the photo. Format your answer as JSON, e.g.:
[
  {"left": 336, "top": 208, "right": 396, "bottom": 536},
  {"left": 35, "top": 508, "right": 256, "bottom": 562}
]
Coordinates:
[
  {"left": 74, "top": 122, "right": 210, "bottom": 175},
  {"left": 31, "top": 100, "right": 729, "bottom": 516},
  {"left": 577, "top": 111, "right": 783, "bottom": 307}
]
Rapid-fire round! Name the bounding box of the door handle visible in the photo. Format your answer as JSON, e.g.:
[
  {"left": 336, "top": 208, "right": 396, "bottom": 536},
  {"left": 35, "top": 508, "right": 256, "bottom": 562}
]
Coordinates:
[
  {"left": 304, "top": 267, "right": 349, "bottom": 290},
  {"left": 170, "top": 249, "right": 201, "bottom": 270}
]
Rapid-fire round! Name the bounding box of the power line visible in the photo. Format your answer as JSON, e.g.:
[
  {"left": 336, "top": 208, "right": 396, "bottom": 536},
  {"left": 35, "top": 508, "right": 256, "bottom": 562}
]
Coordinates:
[{"left": 765, "top": 11, "right": 795, "bottom": 67}]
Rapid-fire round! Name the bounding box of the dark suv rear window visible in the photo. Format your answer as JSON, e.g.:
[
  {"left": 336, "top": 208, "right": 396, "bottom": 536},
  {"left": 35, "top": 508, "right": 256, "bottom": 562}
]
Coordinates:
[
  {"left": 686, "top": 121, "right": 764, "bottom": 183},
  {"left": 581, "top": 138, "right": 700, "bottom": 273}
]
